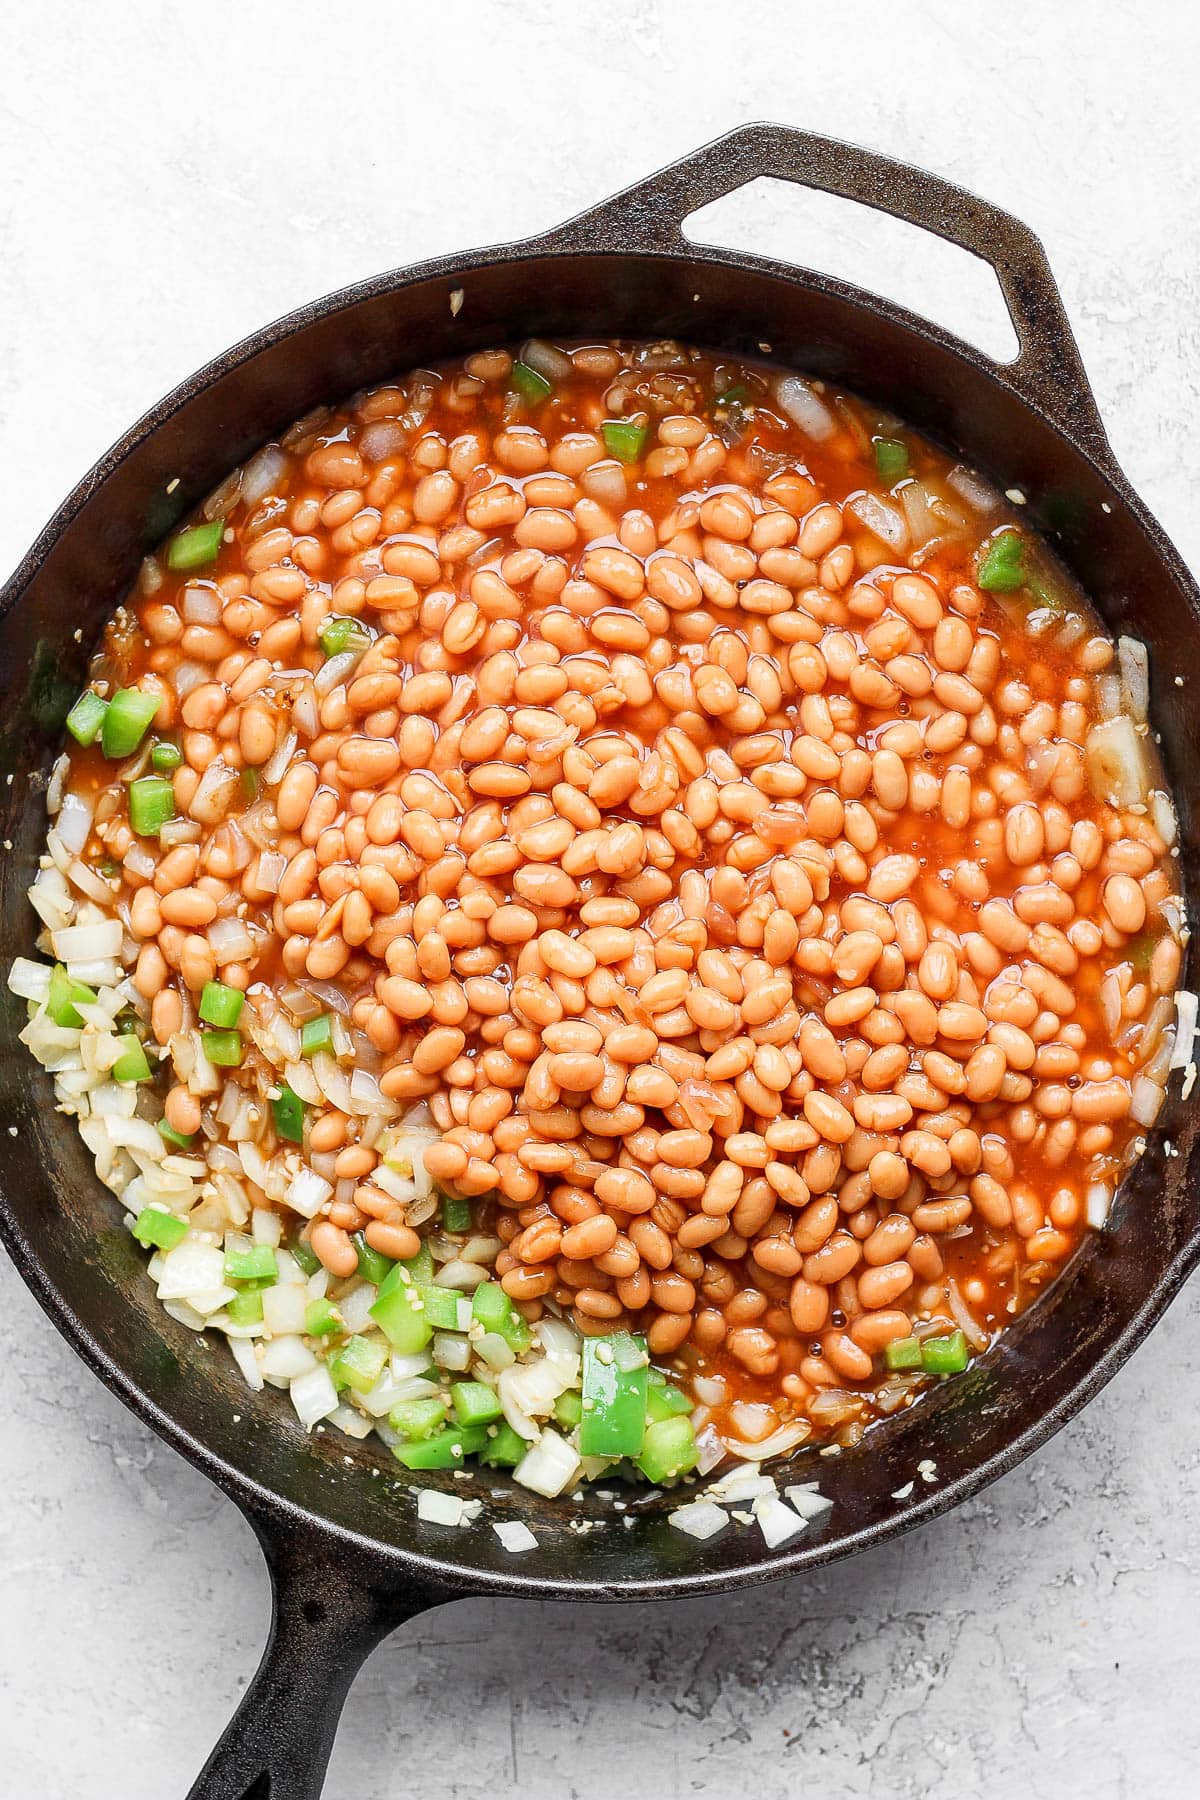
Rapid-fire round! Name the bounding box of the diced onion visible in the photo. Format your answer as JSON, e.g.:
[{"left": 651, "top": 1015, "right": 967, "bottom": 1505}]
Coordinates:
[
  {"left": 845, "top": 490, "right": 910, "bottom": 552},
  {"left": 183, "top": 583, "right": 221, "bottom": 625},
  {"left": 493, "top": 1520, "right": 538, "bottom": 1553},
  {"left": 240, "top": 443, "right": 288, "bottom": 508},
  {"left": 513, "top": 1428, "right": 581, "bottom": 1498},
  {"left": 1118, "top": 636, "right": 1150, "bottom": 725},
  {"left": 1170, "top": 991, "right": 1197, "bottom": 1071},
  {"left": 755, "top": 1495, "right": 808, "bottom": 1549},
  {"left": 417, "top": 1489, "right": 467, "bottom": 1527},
  {"left": 190, "top": 761, "right": 241, "bottom": 825},
  {"left": 774, "top": 374, "right": 835, "bottom": 440},
  {"left": 290, "top": 1365, "right": 339, "bottom": 1430},
  {"left": 669, "top": 1500, "right": 729, "bottom": 1541},
  {"left": 722, "top": 1422, "right": 811, "bottom": 1461},
  {"left": 520, "top": 338, "right": 573, "bottom": 384}
]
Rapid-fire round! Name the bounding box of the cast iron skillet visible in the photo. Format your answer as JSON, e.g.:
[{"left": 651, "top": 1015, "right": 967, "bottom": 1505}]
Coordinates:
[{"left": 1, "top": 123, "right": 1198, "bottom": 1799}]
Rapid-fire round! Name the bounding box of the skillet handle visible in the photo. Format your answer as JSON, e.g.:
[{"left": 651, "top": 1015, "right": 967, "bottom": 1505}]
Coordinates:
[
  {"left": 544, "top": 121, "right": 1115, "bottom": 469},
  {"left": 185, "top": 1521, "right": 449, "bottom": 1800}
]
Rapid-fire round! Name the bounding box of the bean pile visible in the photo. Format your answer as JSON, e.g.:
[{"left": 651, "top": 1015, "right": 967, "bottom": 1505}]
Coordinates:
[{"left": 57, "top": 339, "right": 1181, "bottom": 1454}]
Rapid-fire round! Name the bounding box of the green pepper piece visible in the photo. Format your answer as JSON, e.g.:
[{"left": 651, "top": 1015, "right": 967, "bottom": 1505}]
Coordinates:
[
  {"left": 600, "top": 419, "right": 648, "bottom": 464},
  {"left": 976, "top": 529, "right": 1026, "bottom": 593},
  {"left": 392, "top": 1425, "right": 489, "bottom": 1470},
  {"left": 920, "top": 1330, "right": 969, "bottom": 1375},
  {"left": 65, "top": 690, "right": 109, "bottom": 747},
  {"left": 471, "top": 1280, "right": 531, "bottom": 1352},
  {"left": 389, "top": 1397, "right": 449, "bottom": 1441},
  {"left": 112, "top": 1033, "right": 153, "bottom": 1083},
  {"left": 553, "top": 1388, "right": 584, "bottom": 1429},
  {"left": 353, "top": 1231, "right": 392, "bottom": 1287},
  {"left": 101, "top": 688, "right": 160, "bottom": 758},
  {"left": 317, "top": 615, "right": 370, "bottom": 658},
  {"left": 199, "top": 980, "right": 245, "bottom": 1029},
  {"left": 150, "top": 739, "right": 183, "bottom": 773},
  {"left": 47, "top": 963, "right": 98, "bottom": 1028},
  {"left": 511, "top": 360, "right": 552, "bottom": 403},
  {"left": 873, "top": 436, "right": 910, "bottom": 483},
  {"left": 272, "top": 1084, "right": 305, "bottom": 1144},
  {"left": 202, "top": 1028, "right": 243, "bottom": 1068},
  {"left": 645, "top": 1379, "right": 692, "bottom": 1422},
  {"left": 885, "top": 1334, "right": 923, "bottom": 1370},
  {"left": 479, "top": 1420, "right": 526, "bottom": 1468},
  {"left": 580, "top": 1331, "right": 649, "bottom": 1458},
  {"left": 131, "top": 1207, "right": 188, "bottom": 1251},
  {"left": 442, "top": 1196, "right": 472, "bottom": 1233},
  {"left": 637, "top": 1414, "right": 698, "bottom": 1484},
  {"left": 223, "top": 1244, "right": 278, "bottom": 1284},
  {"left": 451, "top": 1380, "right": 503, "bottom": 1427},
  {"left": 157, "top": 1118, "right": 196, "bottom": 1151},
  {"left": 370, "top": 1266, "right": 434, "bottom": 1354},
  {"left": 329, "top": 1334, "right": 389, "bottom": 1393},
  {"left": 226, "top": 1289, "right": 265, "bottom": 1326},
  {"left": 417, "top": 1285, "right": 464, "bottom": 1331},
  {"left": 304, "top": 1298, "right": 342, "bottom": 1337},
  {"left": 300, "top": 1013, "right": 334, "bottom": 1058},
  {"left": 167, "top": 518, "right": 224, "bottom": 571},
  {"left": 128, "top": 775, "right": 176, "bottom": 837},
  {"left": 291, "top": 1236, "right": 322, "bottom": 1278}
]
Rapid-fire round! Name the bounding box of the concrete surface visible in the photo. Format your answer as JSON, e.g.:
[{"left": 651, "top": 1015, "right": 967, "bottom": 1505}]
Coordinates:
[{"left": 2, "top": 2, "right": 1199, "bottom": 1795}]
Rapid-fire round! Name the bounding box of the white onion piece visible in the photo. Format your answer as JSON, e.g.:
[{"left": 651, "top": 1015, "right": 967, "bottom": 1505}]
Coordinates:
[
  {"left": 208, "top": 916, "right": 254, "bottom": 965},
  {"left": 722, "top": 1422, "right": 811, "bottom": 1461},
  {"left": 290, "top": 1365, "right": 339, "bottom": 1430},
  {"left": 262, "top": 730, "right": 298, "bottom": 788},
  {"left": 315, "top": 651, "right": 360, "bottom": 696},
  {"left": 756, "top": 1496, "right": 808, "bottom": 1549},
  {"left": 898, "top": 479, "right": 939, "bottom": 547},
  {"left": 945, "top": 1278, "right": 989, "bottom": 1352},
  {"left": 240, "top": 443, "right": 288, "bottom": 507},
  {"left": 845, "top": 490, "right": 909, "bottom": 552},
  {"left": 945, "top": 463, "right": 1001, "bottom": 513},
  {"left": 171, "top": 661, "right": 209, "bottom": 701},
  {"left": 56, "top": 791, "right": 92, "bottom": 853},
  {"left": 784, "top": 1485, "right": 834, "bottom": 1522},
  {"left": 1086, "top": 1183, "right": 1113, "bottom": 1229},
  {"left": 1130, "top": 1074, "right": 1166, "bottom": 1128},
  {"left": 191, "top": 761, "right": 241, "bottom": 826},
  {"left": 581, "top": 459, "right": 628, "bottom": 510},
  {"left": 359, "top": 420, "right": 408, "bottom": 462},
  {"left": 7, "top": 957, "right": 52, "bottom": 1002},
  {"left": 182, "top": 583, "right": 222, "bottom": 626},
  {"left": 1086, "top": 716, "right": 1148, "bottom": 809},
  {"left": 493, "top": 1521, "right": 538, "bottom": 1553},
  {"left": 1170, "top": 991, "right": 1197, "bottom": 1070},
  {"left": 774, "top": 373, "right": 835, "bottom": 440},
  {"left": 513, "top": 1428, "right": 581, "bottom": 1498},
  {"left": 1118, "top": 636, "right": 1150, "bottom": 724},
  {"left": 520, "top": 337, "right": 573, "bottom": 384},
  {"left": 203, "top": 469, "right": 242, "bottom": 521},
  {"left": 255, "top": 850, "right": 287, "bottom": 893},
  {"left": 669, "top": 1500, "right": 729, "bottom": 1541}
]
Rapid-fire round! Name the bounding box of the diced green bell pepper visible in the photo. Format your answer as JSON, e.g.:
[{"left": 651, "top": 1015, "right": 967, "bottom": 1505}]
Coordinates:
[
  {"left": 389, "top": 1397, "right": 448, "bottom": 1441},
  {"left": 304, "top": 1298, "right": 342, "bottom": 1337},
  {"left": 131, "top": 1207, "right": 188, "bottom": 1251},
  {"left": 471, "top": 1281, "right": 531, "bottom": 1352},
  {"left": 47, "top": 963, "right": 97, "bottom": 1028},
  {"left": 600, "top": 419, "right": 647, "bottom": 464},
  {"left": 202, "top": 1028, "right": 243, "bottom": 1068},
  {"left": 317, "top": 615, "right": 369, "bottom": 659},
  {"left": 272, "top": 1084, "right": 304, "bottom": 1144},
  {"left": 392, "top": 1425, "right": 488, "bottom": 1470},
  {"left": 451, "top": 1380, "right": 503, "bottom": 1427},
  {"left": 920, "top": 1330, "right": 969, "bottom": 1375},
  {"left": 157, "top": 1118, "right": 196, "bottom": 1151},
  {"left": 223, "top": 1244, "right": 278, "bottom": 1284},
  {"left": 511, "top": 360, "right": 552, "bottom": 403},
  {"left": 300, "top": 1013, "right": 333, "bottom": 1058},
  {"left": 150, "top": 739, "right": 183, "bottom": 772},
  {"left": 226, "top": 1289, "right": 265, "bottom": 1326},
  {"left": 370, "top": 1266, "right": 434, "bottom": 1354},
  {"left": 167, "top": 518, "right": 225, "bottom": 571},
  {"left": 441, "top": 1196, "right": 472, "bottom": 1233},
  {"left": 976, "top": 529, "right": 1025, "bottom": 593},
  {"left": 353, "top": 1231, "right": 392, "bottom": 1287},
  {"left": 200, "top": 981, "right": 245, "bottom": 1029},
  {"left": 885, "top": 1335, "right": 923, "bottom": 1370},
  {"left": 580, "top": 1331, "right": 649, "bottom": 1458},
  {"left": 553, "top": 1389, "right": 584, "bottom": 1429},
  {"left": 637, "top": 1414, "right": 698, "bottom": 1485},
  {"left": 101, "top": 687, "right": 160, "bottom": 758},
  {"left": 112, "top": 1033, "right": 153, "bottom": 1083},
  {"left": 645, "top": 1378, "right": 692, "bottom": 1422},
  {"left": 417, "top": 1285, "right": 464, "bottom": 1331},
  {"left": 330, "top": 1334, "right": 389, "bottom": 1393},
  {"left": 129, "top": 775, "right": 176, "bottom": 837},
  {"left": 291, "top": 1236, "right": 322, "bottom": 1278},
  {"left": 479, "top": 1421, "right": 526, "bottom": 1468},
  {"left": 65, "top": 690, "right": 108, "bottom": 747},
  {"left": 872, "top": 436, "right": 909, "bottom": 483}
]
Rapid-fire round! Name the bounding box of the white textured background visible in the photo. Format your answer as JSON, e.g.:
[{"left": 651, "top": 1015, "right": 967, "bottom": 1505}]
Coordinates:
[{"left": 3, "top": 3, "right": 1199, "bottom": 1795}]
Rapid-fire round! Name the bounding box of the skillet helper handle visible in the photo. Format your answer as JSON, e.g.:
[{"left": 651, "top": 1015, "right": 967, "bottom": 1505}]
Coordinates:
[
  {"left": 185, "top": 1525, "right": 443, "bottom": 1800},
  {"left": 546, "top": 120, "right": 1115, "bottom": 470}
]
